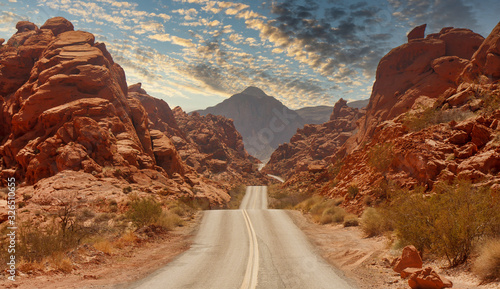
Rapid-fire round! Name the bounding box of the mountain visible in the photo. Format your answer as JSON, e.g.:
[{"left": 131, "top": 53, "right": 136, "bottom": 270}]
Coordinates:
[
  {"left": 295, "top": 106, "right": 333, "bottom": 125},
  {"left": 197, "top": 87, "right": 306, "bottom": 161},
  {"left": 346, "top": 99, "right": 369, "bottom": 109}
]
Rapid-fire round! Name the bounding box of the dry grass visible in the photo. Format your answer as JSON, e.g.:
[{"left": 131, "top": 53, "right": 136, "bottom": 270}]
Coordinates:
[
  {"left": 113, "top": 231, "right": 138, "bottom": 249},
  {"left": 49, "top": 252, "right": 73, "bottom": 273},
  {"left": 343, "top": 214, "right": 360, "bottom": 227},
  {"left": 298, "top": 196, "right": 347, "bottom": 225},
  {"left": 94, "top": 239, "right": 114, "bottom": 255},
  {"left": 155, "top": 211, "right": 183, "bottom": 231},
  {"left": 360, "top": 207, "right": 389, "bottom": 237},
  {"left": 473, "top": 239, "right": 500, "bottom": 282}
]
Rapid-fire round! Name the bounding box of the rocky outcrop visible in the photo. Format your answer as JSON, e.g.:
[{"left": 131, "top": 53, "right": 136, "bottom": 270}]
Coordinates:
[
  {"left": 0, "top": 18, "right": 261, "bottom": 206},
  {"left": 274, "top": 23, "right": 500, "bottom": 214},
  {"left": 172, "top": 107, "right": 266, "bottom": 186},
  {"left": 407, "top": 24, "right": 426, "bottom": 41},
  {"left": 263, "top": 99, "right": 364, "bottom": 178},
  {"left": 462, "top": 21, "right": 500, "bottom": 81},
  {"left": 356, "top": 25, "right": 484, "bottom": 148}
]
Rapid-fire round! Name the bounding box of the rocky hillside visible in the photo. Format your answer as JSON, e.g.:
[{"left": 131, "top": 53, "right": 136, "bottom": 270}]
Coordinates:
[
  {"left": 263, "top": 99, "right": 364, "bottom": 178},
  {"left": 197, "top": 86, "right": 306, "bottom": 161},
  {"left": 275, "top": 23, "right": 500, "bottom": 213},
  {"left": 0, "top": 17, "right": 262, "bottom": 207}
]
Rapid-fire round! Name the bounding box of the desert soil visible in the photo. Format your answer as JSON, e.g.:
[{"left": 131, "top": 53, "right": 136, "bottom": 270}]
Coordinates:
[
  {"left": 288, "top": 210, "right": 500, "bottom": 289},
  {"left": 0, "top": 213, "right": 201, "bottom": 289}
]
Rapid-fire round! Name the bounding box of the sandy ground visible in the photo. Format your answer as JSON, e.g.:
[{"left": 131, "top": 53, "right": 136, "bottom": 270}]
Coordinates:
[
  {"left": 0, "top": 213, "right": 201, "bottom": 289},
  {"left": 288, "top": 210, "right": 500, "bottom": 289}
]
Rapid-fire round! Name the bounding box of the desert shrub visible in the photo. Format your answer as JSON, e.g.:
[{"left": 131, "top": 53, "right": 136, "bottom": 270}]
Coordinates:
[
  {"left": 126, "top": 197, "right": 162, "bottom": 228},
  {"left": 360, "top": 207, "right": 390, "bottom": 237},
  {"left": 225, "top": 184, "right": 247, "bottom": 209},
  {"left": 123, "top": 186, "right": 132, "bottom": 194},
  {"left": 268, "top": 184, "right": 311, "bottom": 209},
  {"left": 347, "top": 184, "right": 359, "bottom": 199},
  {"left": 473, "top": 239, "right": 500, "bottom": 282},
  {"left": 367, "top": 143, "right": 394, "bottom": 175},
  {"left": 93, "top": 239, "right": 114, "bottom": 255},
  {"left": 343, "top": 214, "right": 359, "bottom": 227},
  {"left": 386, "top": 181, "right": 500, "bottom": 267},
  {"left": 17, "top": 221, "right": 83, "bottom": 263},
  {"left": 432, "top": 181, "right": 499, "bottom": 266},
  {"left": 403, "top": 106, "right": 473, "bottom": 131},
  {"left": 296, "top": 196, "right": 347, "bottom": 224},
  {"left": 155, "top": 211, "right": 183, "bottom": 230}
]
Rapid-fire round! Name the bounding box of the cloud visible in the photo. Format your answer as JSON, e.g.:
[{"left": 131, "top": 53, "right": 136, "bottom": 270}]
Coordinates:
[{"left": 388, "top": 0, "right": 478, "bottom": 33}]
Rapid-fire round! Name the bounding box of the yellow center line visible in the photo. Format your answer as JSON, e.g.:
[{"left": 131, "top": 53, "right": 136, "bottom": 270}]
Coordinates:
[{"left": 240, "top": 209, "right": 259, "bottom": 289}]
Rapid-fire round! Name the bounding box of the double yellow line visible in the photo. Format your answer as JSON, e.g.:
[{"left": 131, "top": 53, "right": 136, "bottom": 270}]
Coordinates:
[{"left": 240, "top": 209, "right": 259, "bottom": 289}]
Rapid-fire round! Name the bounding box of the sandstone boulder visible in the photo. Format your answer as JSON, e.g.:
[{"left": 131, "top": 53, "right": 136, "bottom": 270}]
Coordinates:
[
  {"left": 40, "top": 17, "right": 74, "bottom": 36},
  {"left": 408, "top": 24, "right": 426, "bottom": 41},
  {"left": 393, "top": 245, "right": 423, "bottom": 273},
  {"left": 408, "top": 267, "right": 453, "bottom": 289}
]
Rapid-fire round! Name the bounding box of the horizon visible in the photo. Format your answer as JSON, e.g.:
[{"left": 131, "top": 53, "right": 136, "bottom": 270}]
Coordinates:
[{"left": 1, "top": 0, "right": 499, "bottom": 111}]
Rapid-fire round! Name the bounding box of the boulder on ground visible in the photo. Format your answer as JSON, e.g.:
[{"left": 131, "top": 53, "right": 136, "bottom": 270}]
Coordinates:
[
  {"left": 393, "top": 245, "right": 423, "bottom": 273},
  {"left": 408, "top": 267, "right": 453, "bottom": 289}
]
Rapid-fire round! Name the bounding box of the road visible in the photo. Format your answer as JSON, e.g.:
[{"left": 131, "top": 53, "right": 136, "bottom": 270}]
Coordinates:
[{"left": 128, "top": 186, "right": 357, "bottom": 289}]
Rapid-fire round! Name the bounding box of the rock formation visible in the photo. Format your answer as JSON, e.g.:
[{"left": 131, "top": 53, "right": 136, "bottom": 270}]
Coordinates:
[
  {"left": 0, "top": 18, "right": 262, "bottom": 207},
  {"left": 263, "top": 99, "right": 364, "bottom": 178},
  {"left": 273, "top": 23, "right": 500, "bottom": 214},
  {"left": 356, "top": 25, "right": 484, "bottom": 147}
]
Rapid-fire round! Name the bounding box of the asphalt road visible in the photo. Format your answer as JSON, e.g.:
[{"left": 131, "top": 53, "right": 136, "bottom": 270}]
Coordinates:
[{"left": 128, "top": 186, "right": 357, "bottom": 289}]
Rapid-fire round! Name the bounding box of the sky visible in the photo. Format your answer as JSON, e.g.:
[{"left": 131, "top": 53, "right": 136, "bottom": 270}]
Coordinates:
[{"left": 1, "top": 0, "right": 499, "bottom": 111}]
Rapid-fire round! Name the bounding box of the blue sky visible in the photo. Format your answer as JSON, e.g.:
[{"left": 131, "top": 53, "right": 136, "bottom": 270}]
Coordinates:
[{"left": 1, "top": 0, "right": 499, "bottom": 111}]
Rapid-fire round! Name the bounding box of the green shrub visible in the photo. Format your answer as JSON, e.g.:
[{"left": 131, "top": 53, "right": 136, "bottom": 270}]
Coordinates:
[
  {"left": 367, "top": 143, "right": 394, "bottom": 176},
  {"left": 403, "top": 106, "right": 472, "bottom": 132},
  {"left": 126, "top": 197, "right": 162, "bottom": 228},
  {"left": 347, "top": 184, "right": 359, "bottom": 199},
  {"left": 473, "top": 239, "right": 500, "bottom": 282},
  {"left": 386, "top": 181, "right": 500, "bottom": 267}
]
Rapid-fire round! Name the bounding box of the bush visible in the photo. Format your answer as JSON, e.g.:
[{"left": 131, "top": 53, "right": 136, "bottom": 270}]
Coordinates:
[
  {"left": 386, "top": 181, "right": 500, "bottom": 267},
  {"left": 347, "top": 184, "right": 359, "bottom": 199},
  {"left": 343, "top": 214, "right": 359, "bottom": 227},
  {"left": 126, "top": 197, "right": 162, "bottom": 228},
  {"left": 268, "top": 184, "right": 311, "bottom": 209},
  {"left": 155, "top": 211, "right": 183, "bottom": 230},
  {"left": 473, "top": 239, "right": 500, "bottom": 282},
  {"left": 225, "top": 184, "right": 247, "bottom": 209},
  {"left": 360, "top": 207, "right": 389, "bottom": 237},
  {"left": 403, "top": 106, "right": 473, "bottom": 132},
  {"left": 367, "top": 143, "right": 394, "bottom": 176}
]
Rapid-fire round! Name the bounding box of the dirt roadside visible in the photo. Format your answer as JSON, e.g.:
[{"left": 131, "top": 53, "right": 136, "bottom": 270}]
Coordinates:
[
  {"left": 0, "top": 213, "right": 201, "bottom": 289},
  {"left": 287, "top": 210, "right": 500, "bottom": 289}
]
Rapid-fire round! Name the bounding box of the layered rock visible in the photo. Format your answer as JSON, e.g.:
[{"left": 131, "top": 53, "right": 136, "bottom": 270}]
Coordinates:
[
  {"left": 263, "top": 99, "right": 364, "bottom": 178},
  {"left": 356, "top": 25, "right": 484, "bottom": 147},
  {"left": 0, "top": 18, "right": 263, "bottom": 206},
  {"left": 172, "top": 107, "right": 266, "bottom": 186},
  {"left": 275, "top": 23, "right": 500, "bottom": 214}
]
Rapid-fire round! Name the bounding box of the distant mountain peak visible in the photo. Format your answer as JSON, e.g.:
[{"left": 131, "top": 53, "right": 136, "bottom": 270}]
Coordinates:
[{"left": 241, "top": 86, "right": 267, "bottom": 98}]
